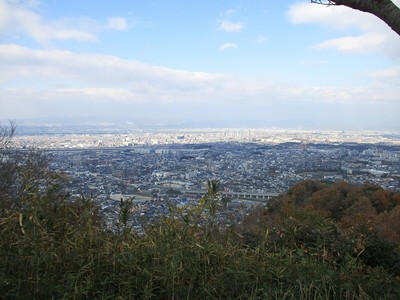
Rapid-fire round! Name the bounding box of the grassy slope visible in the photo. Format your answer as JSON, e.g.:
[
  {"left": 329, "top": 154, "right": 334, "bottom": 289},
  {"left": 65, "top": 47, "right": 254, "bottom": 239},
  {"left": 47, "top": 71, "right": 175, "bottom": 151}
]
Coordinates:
[{"left": 1, "top": 181, "right": 400, "bottom": 299}]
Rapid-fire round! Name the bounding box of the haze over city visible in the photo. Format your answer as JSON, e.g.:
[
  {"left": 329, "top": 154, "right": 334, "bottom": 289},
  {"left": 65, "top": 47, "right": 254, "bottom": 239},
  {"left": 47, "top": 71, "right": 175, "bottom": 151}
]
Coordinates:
[{"left": 0, "top": 0, "right": 399, "bottom": 130}]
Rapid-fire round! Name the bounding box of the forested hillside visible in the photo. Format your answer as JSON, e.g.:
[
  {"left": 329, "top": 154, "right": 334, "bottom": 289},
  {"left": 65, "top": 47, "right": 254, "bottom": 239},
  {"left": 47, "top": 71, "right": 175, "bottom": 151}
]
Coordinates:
[{"left": 1, "top": 158, "right": 399, "bottom": 299}]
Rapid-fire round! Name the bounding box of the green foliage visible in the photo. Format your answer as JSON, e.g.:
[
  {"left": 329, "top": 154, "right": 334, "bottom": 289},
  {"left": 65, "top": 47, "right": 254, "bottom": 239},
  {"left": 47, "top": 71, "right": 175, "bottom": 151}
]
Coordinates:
[
  {"left": 203, "top": 179, "right": 221, "bottom": 217},
  {"left": 1, "top": 153, "right": 400, "bottom": 300},
  {"left": 117, "top": 197, "right": 133, "bottom": 233}
]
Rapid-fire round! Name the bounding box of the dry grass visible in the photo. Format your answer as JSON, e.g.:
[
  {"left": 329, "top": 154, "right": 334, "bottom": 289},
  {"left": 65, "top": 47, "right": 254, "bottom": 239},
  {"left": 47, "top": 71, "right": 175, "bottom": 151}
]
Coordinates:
[{"left": 1, "top": 182, "right": 400, "bottom": 299}]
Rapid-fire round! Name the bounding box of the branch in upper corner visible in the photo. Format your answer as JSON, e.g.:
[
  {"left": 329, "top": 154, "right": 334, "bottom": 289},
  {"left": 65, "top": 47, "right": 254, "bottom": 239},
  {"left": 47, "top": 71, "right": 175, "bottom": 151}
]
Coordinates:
[{"left": 311, "top": 0, "right": 336, "bottom": 5}]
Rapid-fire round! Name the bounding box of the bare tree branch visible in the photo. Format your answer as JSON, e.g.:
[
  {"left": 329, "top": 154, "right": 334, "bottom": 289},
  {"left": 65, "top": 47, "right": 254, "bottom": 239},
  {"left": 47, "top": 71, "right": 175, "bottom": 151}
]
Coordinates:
[
  {"left": 311, "top": 0, "right": 335, "bottom": 5},
  {"left": 312, "top": 0, "right": 400, "bottom": 36},
  {"left": 0, "top": 121, "right": 16, "bottom": 149}
]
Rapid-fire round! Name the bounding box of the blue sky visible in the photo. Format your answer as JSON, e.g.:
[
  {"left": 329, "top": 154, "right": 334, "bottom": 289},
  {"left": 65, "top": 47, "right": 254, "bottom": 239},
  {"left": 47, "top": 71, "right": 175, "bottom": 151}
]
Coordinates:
[{"left": 0, "top": 0, "right": 399, "bottom": 129}]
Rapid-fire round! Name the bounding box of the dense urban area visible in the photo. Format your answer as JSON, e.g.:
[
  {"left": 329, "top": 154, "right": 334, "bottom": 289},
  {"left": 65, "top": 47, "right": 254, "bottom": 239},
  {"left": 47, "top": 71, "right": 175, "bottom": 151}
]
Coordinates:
[{"left": 11, "top": 127, "right": 400, "bottom": 229}]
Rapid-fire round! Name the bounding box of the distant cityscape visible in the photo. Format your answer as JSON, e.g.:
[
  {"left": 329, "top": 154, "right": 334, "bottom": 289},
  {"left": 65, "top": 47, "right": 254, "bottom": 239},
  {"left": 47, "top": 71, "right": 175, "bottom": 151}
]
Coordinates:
[{"left": 10, "top": 127, "right": 400, "bottom": 230}]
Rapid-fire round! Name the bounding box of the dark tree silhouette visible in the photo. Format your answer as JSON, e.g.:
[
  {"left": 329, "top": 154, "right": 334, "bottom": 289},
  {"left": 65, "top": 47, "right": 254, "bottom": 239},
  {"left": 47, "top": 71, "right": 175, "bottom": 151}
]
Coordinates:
[
  {"left": 312, "top": 0, "right": 400, "bottom": 36},
  {"left": 0, "top": 120, "right": 16, "bottom": 149},
  {"left": 204, "top": 179, "right": 221, "bottom": 216},
  {"left": 0, "top": 122, "right": 66, "bottom": 215}
]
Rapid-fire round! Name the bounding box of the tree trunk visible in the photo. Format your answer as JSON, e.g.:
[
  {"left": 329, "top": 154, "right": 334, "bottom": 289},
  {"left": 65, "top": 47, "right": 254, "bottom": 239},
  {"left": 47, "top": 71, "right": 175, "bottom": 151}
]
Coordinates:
[{"left": 331, "top": 0, "right": 400, "bottom": 36}]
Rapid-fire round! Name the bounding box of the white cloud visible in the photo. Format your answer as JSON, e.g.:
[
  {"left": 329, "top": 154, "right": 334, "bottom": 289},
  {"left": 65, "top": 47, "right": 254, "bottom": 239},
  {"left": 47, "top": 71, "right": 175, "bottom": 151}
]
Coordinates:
[
  {"left": 12, "top": 0, "right": 40, "bottom": 8},
  {"left": 287, "top": 3, "right": 379, "bottom": 31},
  {"left": 254, "top": 34, "right": 267, "bottom": 44},
  {"left": 219, "top": 43, "right": 238, "bottom": 51},
  {"left": 364, "top": 66, "right": 400, "bottom": 94},
  {"left": 106, "top": 17, "right": 128, "bottom": 31},
  {"left": 366, "top": 66, "right": 400, "bottom": 79},
  {"left": 219, "top": 20, "right": 244, "bottom": 32},
  {"left": 315, "top": 33, "right": 386, "bottom": 53},
  {"left": 0, "top": 0, "right": 95, "bottom": 42},
  {"left": 0, "top": 0, "right": 128, "bottom": 44},
  {"left": 1, "top": 44, "right": 399, "bottom": 104},
  {"left": 220, "top": 7, "right": 241, "bottom": 16},
  {"left": 300, "top": 59, "right": 326, "bottom": 66},
  {"left": 287, "top": 2, "right": 400, "bottom": 57},
  {"left": 0, "top": 44, "right": 399, "bottom": 125},
  {"left": 0, "top": 44, "right": 233, "bottom": 99}
]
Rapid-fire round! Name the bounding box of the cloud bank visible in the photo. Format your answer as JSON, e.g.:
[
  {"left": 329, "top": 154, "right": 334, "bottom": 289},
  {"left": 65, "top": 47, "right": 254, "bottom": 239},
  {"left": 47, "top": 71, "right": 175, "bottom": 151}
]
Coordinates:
[
  {"left": 287, "top": 1, "right": 400, "bottom": 58},
  {"left": 0, "top": 44, "right": 399, "bottom": 126},
  {"left": 0, "top": 0, "right": 128, "bottom": 44}
]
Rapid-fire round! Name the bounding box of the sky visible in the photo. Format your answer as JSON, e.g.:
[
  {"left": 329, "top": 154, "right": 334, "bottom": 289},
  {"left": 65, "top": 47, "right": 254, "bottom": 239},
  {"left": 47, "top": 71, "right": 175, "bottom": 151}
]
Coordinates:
[{"left": 0, "top": 0, "right": 399, "bottom": 130}]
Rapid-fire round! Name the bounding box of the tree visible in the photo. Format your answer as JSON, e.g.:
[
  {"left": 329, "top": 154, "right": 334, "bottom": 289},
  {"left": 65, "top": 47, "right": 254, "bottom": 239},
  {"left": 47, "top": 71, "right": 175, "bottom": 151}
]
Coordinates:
[
  {"left": 0, "top": 122, "right": 66, "bottom": 215},
  {"left": 204, "top": 179, "right": 221, "bottom": 217},
  {"left": 312, "top": 0, "right": 400, "bottom": 36},
  {"left": 0, "top": 120, "right": 16, "bottom": 149}
]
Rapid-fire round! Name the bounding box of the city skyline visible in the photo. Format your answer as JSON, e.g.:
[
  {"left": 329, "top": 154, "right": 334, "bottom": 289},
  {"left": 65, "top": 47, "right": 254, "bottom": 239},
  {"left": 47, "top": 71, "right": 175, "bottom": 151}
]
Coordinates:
[{"left": 1, "top": 0, "right": 400, "bottom": 130}]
